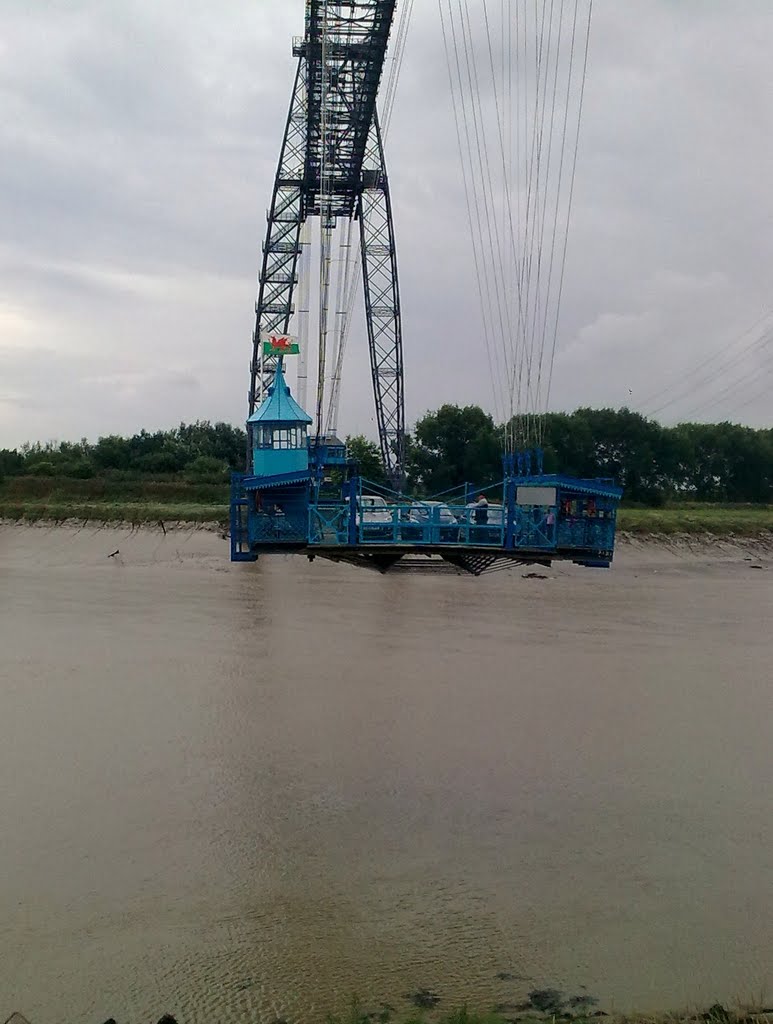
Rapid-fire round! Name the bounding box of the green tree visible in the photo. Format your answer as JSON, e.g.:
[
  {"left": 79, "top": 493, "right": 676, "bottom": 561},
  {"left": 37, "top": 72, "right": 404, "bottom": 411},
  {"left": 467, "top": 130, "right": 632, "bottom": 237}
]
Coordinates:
[
  {"left": 175, "top": 421, "right": 246, "bottom": 470},
  {"left": 184, "top": 455, "right": 230, "bottom": 480},
  {"left": 56, "top": 459, "right": 95, "bottom": 479},
  {"left": 407, "top": 404, "right": 501, "bottom": 494},
  {"left": 345, "top": 435, "right": 386, "bottom": 484},
  {"left": 0, "top": 449, "right": 23, "bottom": 478},
  {"left": 28, "top": 460, "right": 57, "bottom": 476},
  {"left": 92, "top": 435, "right": 132, "bottom": 471}
]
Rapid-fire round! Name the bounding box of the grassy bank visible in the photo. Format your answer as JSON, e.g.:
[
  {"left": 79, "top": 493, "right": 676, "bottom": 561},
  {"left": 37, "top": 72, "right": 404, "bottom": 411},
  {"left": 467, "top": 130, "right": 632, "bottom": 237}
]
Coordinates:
[
  {"left": 1, "top": 478, "right": 771, "bottom": 537},
  {"left": 0, "top": 475, "right": 229, "bottom": 526},
  {"left": 0, "top": 499, "right": 228, "bottom": 526},
  {"left": 617, "top": 503, "right": 773, "bottom": 537}
]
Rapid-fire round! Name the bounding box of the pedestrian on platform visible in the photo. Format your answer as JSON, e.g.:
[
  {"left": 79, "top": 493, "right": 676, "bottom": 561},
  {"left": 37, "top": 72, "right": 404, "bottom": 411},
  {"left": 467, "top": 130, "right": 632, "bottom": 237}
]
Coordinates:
[{"left": 474, "top": 493, "right": 489, "bottom": 526}]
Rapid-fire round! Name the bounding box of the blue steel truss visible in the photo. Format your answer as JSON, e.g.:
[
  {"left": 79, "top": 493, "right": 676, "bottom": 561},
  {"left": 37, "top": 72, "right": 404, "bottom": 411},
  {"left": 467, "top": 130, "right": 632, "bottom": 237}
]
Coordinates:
[
  {"left": 250, "top": 59, "right": 308, "bottom": 414},
  {"left": 359, "top": 115, "right": 404, "bottom": 485},
  {"left": 249, "top": 0, "right": 405, "bottom": 485}
]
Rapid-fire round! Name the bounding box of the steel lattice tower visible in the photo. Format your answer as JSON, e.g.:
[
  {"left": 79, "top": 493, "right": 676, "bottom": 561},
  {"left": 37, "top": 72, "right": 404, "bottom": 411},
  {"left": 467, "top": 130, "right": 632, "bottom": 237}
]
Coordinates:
[{"left": 249, "top": 1, "right": 404, "bottom": 485}]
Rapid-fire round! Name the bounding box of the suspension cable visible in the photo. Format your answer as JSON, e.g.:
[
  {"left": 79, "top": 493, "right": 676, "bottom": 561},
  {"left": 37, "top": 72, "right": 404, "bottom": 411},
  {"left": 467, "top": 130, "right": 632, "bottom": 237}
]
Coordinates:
[
  {"left": 315, "top": 0, "right": 332, "bottom": 440},
  {"left": 440, "top": 1, "right": 592, "bottom": 457},
  {"left": 542, "top": 0, "right": 593, "bottom": 431}
]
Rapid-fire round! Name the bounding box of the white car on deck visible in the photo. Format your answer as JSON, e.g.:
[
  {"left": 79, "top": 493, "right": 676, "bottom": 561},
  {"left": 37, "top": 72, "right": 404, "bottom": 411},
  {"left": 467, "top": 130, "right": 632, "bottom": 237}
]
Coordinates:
[
  {"left": 405, "top": 500, "right": 461, "bottom": 542},
  {"left": 355, "top": 494, "right": 394, "bottom": 538}
]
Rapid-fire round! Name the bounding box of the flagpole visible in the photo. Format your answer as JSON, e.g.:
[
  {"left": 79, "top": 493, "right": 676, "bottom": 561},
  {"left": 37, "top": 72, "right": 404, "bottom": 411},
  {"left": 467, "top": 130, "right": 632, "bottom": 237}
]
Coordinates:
[{"left": 259, "top": 335, "right": 265, "bottom": 405}]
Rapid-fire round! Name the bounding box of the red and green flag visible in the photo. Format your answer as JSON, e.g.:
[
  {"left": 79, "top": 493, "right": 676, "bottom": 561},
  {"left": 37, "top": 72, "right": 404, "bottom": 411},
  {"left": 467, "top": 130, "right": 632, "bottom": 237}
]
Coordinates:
[{"left": 261, "top": 332, "right": 300, "bottom": 356}]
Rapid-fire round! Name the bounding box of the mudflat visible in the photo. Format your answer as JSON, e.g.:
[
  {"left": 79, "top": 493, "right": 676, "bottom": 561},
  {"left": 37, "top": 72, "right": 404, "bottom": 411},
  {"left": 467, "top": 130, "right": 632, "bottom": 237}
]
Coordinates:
[{"left": 0, "top": 523, "right": 770, "bottom": 1024}]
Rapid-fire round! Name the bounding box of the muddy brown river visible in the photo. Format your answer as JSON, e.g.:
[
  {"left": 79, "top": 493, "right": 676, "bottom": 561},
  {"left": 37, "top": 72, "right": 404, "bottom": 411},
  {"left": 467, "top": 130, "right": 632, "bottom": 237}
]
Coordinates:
[{"left": 0, "top": 523, "right": 771, "bottom": 1023}]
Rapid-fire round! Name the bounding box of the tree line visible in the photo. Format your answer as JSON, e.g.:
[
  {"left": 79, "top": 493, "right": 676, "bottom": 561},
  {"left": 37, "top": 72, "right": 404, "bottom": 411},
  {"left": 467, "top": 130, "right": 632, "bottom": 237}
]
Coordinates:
[
  {"left": 0, "top": 422, "right": 246, "bottom": 482},
  {"left": 406, "top": 406, "right": 773, "bottom": 504},
  {"left": 1, "top": 407, "right": 771, "bottom": 505}
]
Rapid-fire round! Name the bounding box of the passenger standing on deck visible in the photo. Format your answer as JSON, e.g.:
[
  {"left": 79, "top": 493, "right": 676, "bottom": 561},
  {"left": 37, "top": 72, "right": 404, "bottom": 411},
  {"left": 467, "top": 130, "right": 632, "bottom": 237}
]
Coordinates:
[{"left": 474, "top": 493, "right": 489, "bottom": 526}]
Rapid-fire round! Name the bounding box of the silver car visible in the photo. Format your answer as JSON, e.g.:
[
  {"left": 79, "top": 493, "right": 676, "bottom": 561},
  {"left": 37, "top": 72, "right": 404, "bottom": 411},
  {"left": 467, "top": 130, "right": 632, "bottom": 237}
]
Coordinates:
[
  {"left": 405, "top": 500, "right": 461, "bottom": 542},
  {"left": 355, "top": 494, "right": 395, "bottom": 539}
]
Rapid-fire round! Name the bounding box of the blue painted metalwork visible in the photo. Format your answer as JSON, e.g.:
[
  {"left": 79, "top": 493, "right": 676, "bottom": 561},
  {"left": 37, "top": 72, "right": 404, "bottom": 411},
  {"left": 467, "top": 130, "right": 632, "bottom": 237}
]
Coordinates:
[
  {"left": 247, "top": 363, "right": 312, "bottom": 478},
  {"left": 231, "top": 469, "right": 623, "bottom": 572},
  {"left": 230, "top": 474, "right": 256, "bottom": 561},
  {"left": 250, "top": 2, "right": 406, "bottom": 485},
  {"left": 231, "top": 367, "right": 623, "bottom": 574}
]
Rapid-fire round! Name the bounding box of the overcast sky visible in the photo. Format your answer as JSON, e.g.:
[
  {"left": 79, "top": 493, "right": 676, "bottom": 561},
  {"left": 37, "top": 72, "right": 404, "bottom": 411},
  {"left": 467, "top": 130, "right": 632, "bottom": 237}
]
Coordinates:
[{"left": 1, "top": 0, "right": 771, "bottom": 448}]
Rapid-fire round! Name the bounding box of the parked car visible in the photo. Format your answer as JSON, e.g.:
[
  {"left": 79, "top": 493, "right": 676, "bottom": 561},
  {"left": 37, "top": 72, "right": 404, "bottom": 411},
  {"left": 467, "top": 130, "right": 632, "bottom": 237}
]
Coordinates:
[
  {"left": 403, "top": 500, "right": 461, "bottom": 542},
  {"left": 355, "top": 494, "right": 394, "bottom": 539}
]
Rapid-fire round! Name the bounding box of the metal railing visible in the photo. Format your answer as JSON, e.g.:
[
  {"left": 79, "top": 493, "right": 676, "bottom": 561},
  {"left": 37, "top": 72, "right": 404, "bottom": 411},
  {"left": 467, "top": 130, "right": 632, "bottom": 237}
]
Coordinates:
[{"left": 306, "top": 501, "right": 562, "bottom": 549}]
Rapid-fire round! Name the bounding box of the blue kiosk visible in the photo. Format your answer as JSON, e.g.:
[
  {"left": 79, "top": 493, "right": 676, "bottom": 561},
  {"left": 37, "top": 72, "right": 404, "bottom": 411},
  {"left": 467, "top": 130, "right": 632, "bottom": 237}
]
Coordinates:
[{"left": 232, "top": 363, "right": 314, "bottom": 547}]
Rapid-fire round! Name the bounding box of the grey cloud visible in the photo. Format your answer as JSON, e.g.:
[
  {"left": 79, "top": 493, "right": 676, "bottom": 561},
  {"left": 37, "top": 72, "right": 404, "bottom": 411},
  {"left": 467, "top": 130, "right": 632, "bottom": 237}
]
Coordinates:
[{"left": 1, "top": 1, "right": 772, "bottom": 449}]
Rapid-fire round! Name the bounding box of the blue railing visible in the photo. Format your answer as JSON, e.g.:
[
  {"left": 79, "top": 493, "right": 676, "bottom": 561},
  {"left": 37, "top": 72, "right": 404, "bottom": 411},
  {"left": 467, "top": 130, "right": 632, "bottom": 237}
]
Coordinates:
[
  {"left": 556, "top": 512, "right": 616, "bottom": 553},
  {"left": 248, "top": 511, "right": 308, "bottom": 544},
  {"left": 309, "top": 503, "right": 350, "bottom": 544},
  {"left": 305, "top": 500, "right": 565, "bottom": 550},
  {"left": 230, "top": 474, "right": 255, "bottom": 561}
]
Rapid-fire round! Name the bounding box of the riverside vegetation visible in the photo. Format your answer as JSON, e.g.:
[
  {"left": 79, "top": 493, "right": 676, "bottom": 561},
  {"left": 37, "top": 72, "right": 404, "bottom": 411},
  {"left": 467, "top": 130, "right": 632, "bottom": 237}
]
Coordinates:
[{"left": 1, "top": 407, "right": 771, "bottom": 536}]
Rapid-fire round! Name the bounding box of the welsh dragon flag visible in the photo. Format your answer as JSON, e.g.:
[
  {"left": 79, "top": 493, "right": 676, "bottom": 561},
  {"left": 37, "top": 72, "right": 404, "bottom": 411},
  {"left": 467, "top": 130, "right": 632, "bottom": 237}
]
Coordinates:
[{"left": 261, "top": 332, "right": 300, "bottom": 356}]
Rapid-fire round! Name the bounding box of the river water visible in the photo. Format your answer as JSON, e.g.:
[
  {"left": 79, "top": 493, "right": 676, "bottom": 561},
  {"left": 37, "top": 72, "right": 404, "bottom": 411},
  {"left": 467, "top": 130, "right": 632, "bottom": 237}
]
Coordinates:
[{"left": 0, "top": 523, "right": 771, "bottom": 1023}]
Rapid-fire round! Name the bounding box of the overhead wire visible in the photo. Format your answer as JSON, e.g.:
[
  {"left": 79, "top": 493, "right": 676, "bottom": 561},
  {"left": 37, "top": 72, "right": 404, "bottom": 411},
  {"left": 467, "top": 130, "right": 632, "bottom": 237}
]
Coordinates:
[
  {"left": 457, "top": 0, "right": 516, "bottom": 425},
  {"left": 440, "top": 0, "right": 507, "bottom": 425},
  {"left": 481, "top": 0, "right": 527, "bottom": 445},
  {"left": 541, "top": 0, "right": 592, "bottom": 437},
  {"left": 439, "top": 0, "right": 592, "bottom": 452},
  {"left": 638, "top": 309, "right": 773, "bottom": 418},
  {"left": 326, "top": 217, "right": 356, "bottom": 435},
  {"left": 678, "top": 332, "right": 773, "bottom": 420},
  {"left": 531, "top": 0, "right": 566, "bottom": 445},
  {"left": 720, "top": 366, "right": 773, "bottom": 421},
  {"left": 296, "top": 221, "right": 312, "bottom": 409},
  {"left": 518, "top": 0, "right": 550, "bottom": 444},
  {"left": 382, "top": 0, "right": 414, "bottom": 135}
]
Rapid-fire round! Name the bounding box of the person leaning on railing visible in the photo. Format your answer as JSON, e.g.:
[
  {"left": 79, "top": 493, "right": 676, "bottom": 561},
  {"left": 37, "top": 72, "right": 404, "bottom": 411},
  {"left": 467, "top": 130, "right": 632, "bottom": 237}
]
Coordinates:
[{"left": 473, "top": 494, "right": 488, "bottom": 526}]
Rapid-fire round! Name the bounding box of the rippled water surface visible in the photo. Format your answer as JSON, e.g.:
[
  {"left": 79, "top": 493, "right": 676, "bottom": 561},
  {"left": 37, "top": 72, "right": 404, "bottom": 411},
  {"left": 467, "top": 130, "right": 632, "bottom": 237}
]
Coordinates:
[{"left": 1, "top": 524, "right": 772, "bottom": 1023}]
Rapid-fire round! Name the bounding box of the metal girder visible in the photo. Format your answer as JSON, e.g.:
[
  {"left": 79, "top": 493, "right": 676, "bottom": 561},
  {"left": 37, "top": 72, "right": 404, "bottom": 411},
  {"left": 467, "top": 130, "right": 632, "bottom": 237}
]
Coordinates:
[
  {"left": 358, "top": 114, "right": 405, "bottom": 486},
  {"left": 248, "top": 1, "right": 405, "bottom": 484},
  {"left": 249, "top": 59, "right": 308, "bottom": 415},
  {"left": 295, "top": 0, "right": 397, "bottom": 218}
]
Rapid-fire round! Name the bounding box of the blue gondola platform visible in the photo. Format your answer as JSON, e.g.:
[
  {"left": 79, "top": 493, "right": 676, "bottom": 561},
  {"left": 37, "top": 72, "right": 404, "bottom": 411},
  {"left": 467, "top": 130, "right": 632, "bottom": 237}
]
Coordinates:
[{"left": 230, "top": 365, "right": 623, "bottom": 576}]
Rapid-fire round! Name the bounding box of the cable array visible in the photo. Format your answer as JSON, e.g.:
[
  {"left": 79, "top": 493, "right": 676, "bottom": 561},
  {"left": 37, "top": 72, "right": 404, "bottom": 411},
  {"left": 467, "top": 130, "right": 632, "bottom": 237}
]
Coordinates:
[
  {"left": 439, "top": 0, "right": 593, "bottom": 450},
  {"left": 636, "top": 310, "right": 773, "bottom": 424}
]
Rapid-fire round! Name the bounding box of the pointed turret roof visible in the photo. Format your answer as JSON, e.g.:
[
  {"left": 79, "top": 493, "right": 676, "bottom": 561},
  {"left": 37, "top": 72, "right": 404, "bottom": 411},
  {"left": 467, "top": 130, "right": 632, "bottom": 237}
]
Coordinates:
[{"left": 247, "top": 363, "right": 312, "bottom": 425}]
